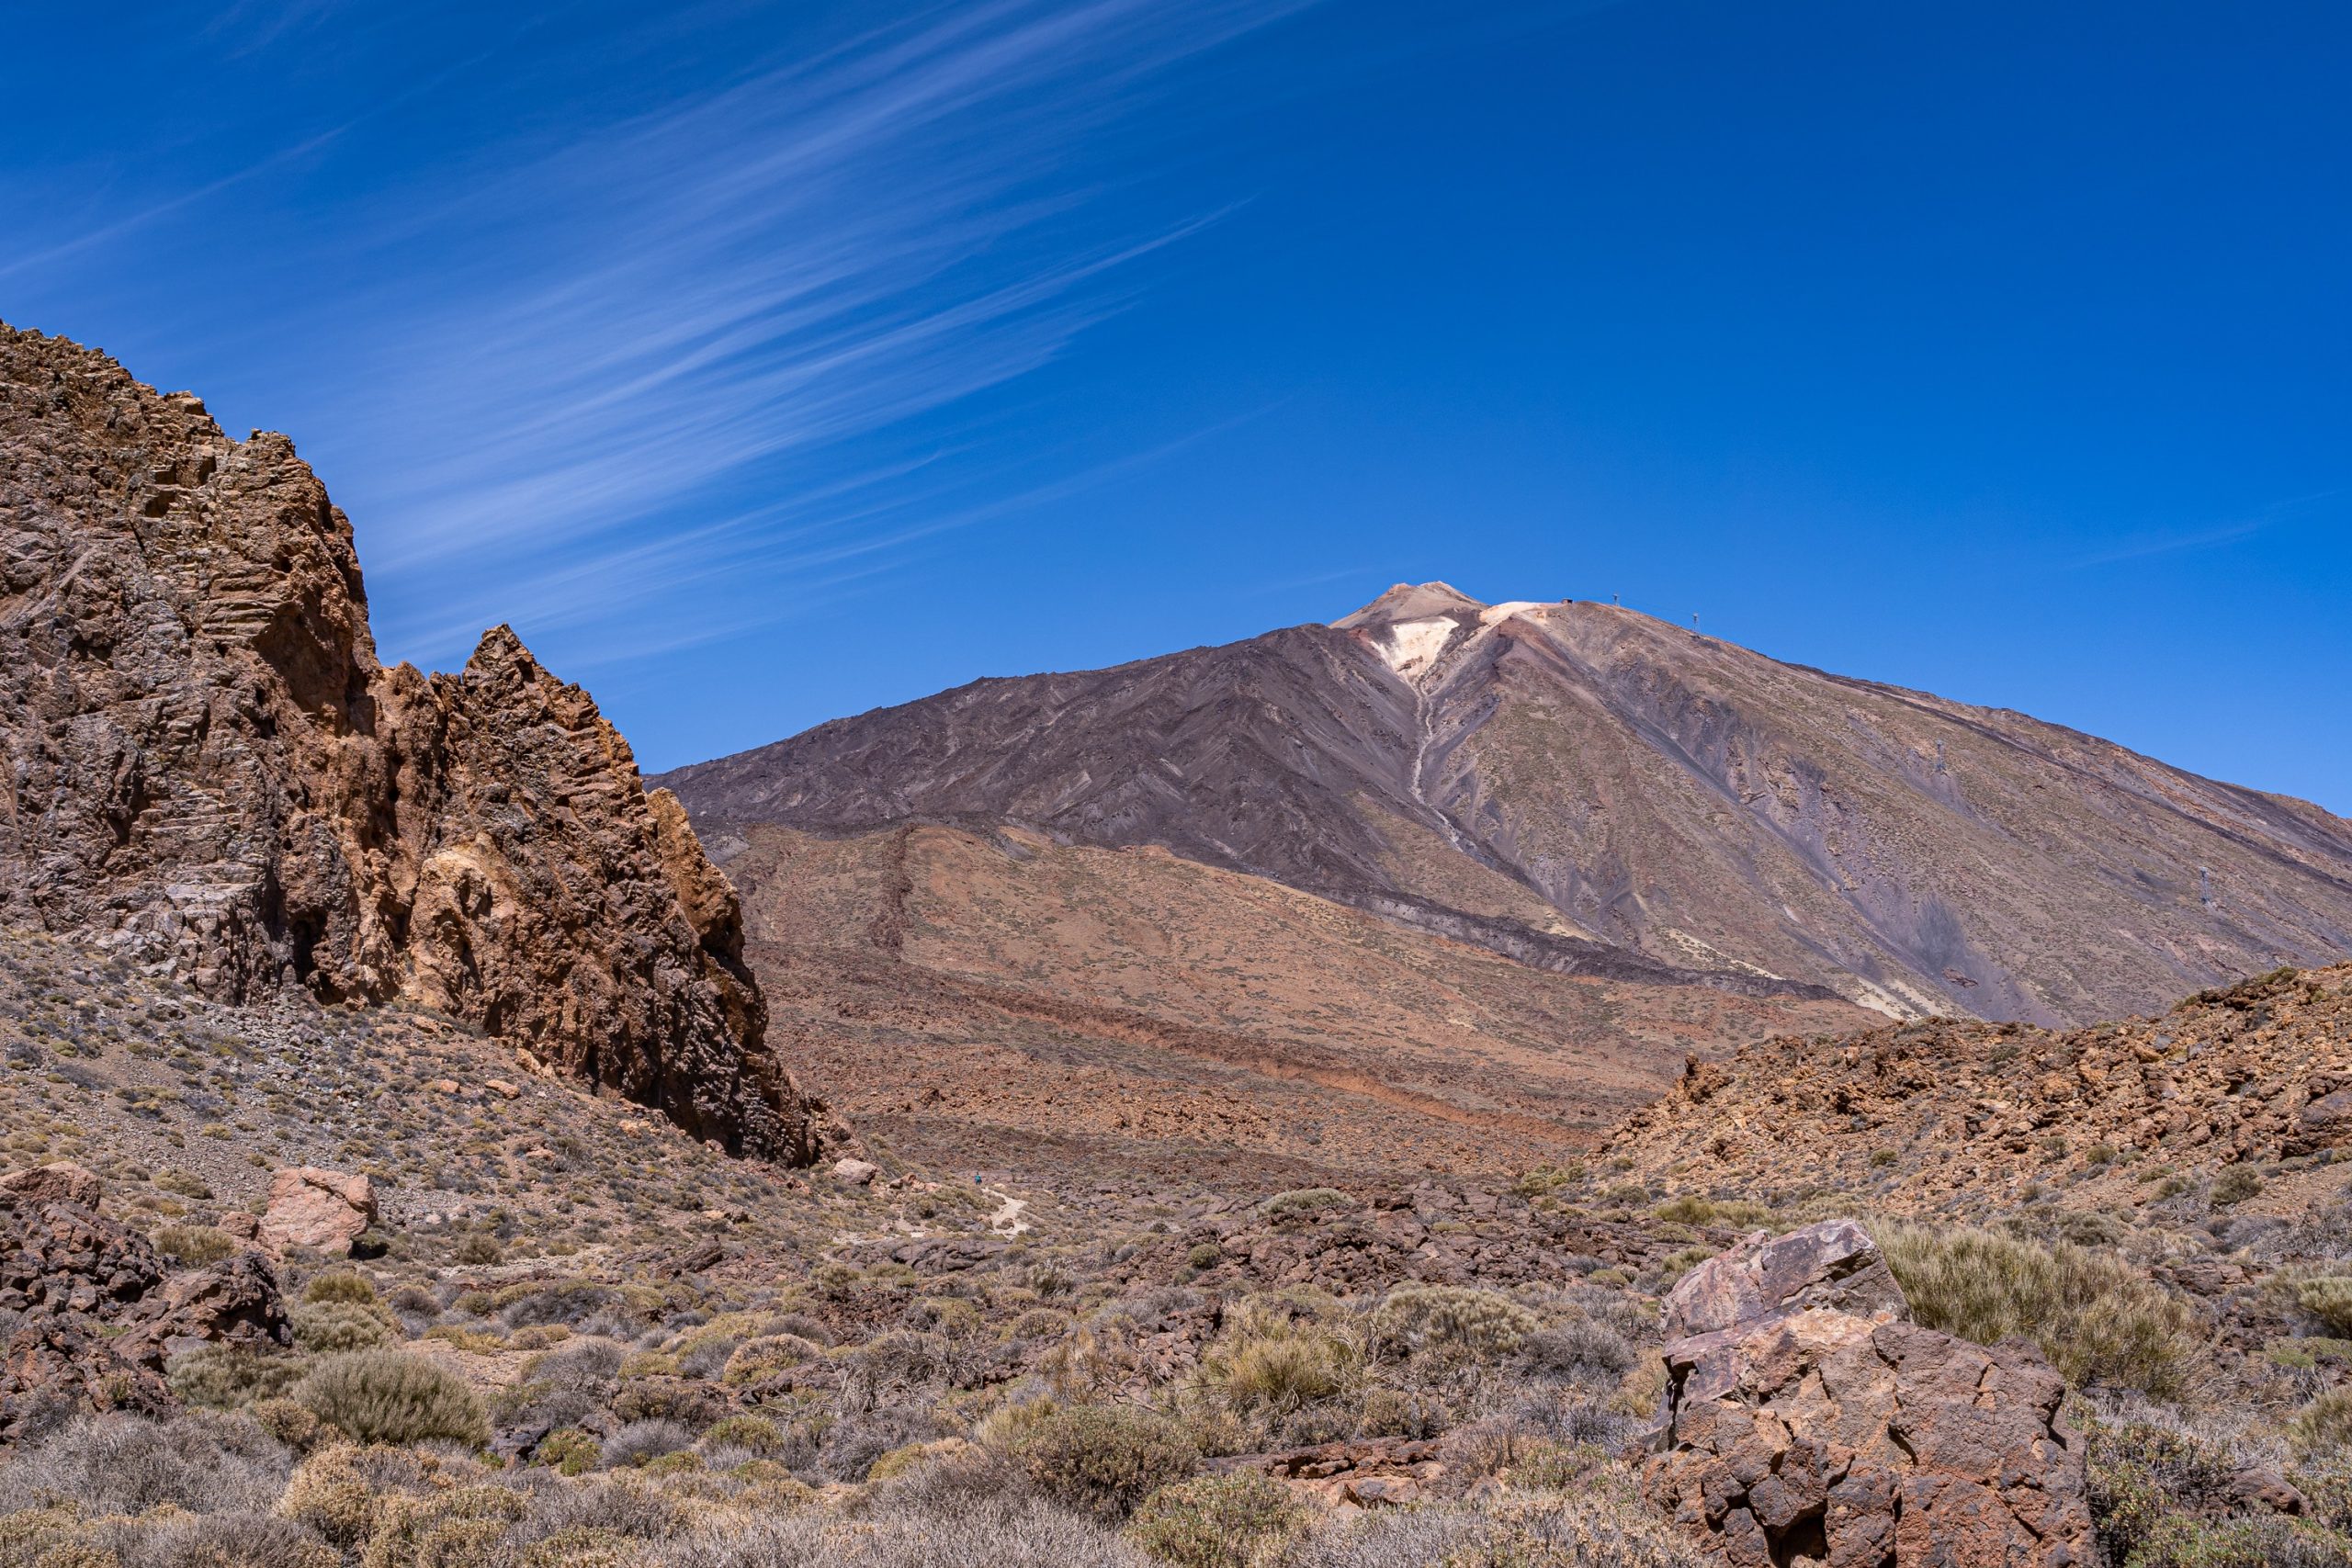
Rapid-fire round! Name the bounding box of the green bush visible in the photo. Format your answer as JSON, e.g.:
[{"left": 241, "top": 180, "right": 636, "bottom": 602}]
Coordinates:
[
  {"left": 297, "top": 1350, "right": 488, "bottom": 1447},
  {"left": 292, "top": 1300, "right": 400, "bottom": 1352},
  {"left": 167, "top": 1345, "right": 304, "bottom": 1408},
  {"left": 2299, "top": 1279, "right": 2352, "bottom": 1337},
  {"left": 303, "top": 1270, "right": 379, "bottom": 1305},
  {"left": 1186, "top": 1244, "right": 1225, "bottom": 1270},
  {"left": 1875, "top": 1224, "right": 2202, "bottom": 1397},
  {"left": 2210, "top": 1167, "right": 2262, "bottom": 1207},
  {"left": 1206, "top": 1327, "right": 1356, "bottom": 1416},
  {"left": 2294, "top": 1389, "right": 2352, "bottom": 1459},
  {"left": 1125, "top": 1471, "right": 1306, "bottom": 1568},
  {"left": 1009, "top": 1404, "right": 1200, "bottom": 1522},
  {"left": 536, "top": 1428, "right": 602, "bottom": 1475},
  {"left": 1368, "top": 1285, "right": 1540, "bottom": 1362},
  {"left": 1653, "top": 1195, "right": 1771, "bottom": 1228},
  {"left": 153, "top": 1224, "right": 235, "bottom": 1265}
]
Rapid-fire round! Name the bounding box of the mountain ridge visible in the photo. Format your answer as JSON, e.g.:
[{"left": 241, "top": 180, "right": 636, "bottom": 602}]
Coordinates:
[{"left": 660, "top": 582, "right": 2352, "bottom": 1027}]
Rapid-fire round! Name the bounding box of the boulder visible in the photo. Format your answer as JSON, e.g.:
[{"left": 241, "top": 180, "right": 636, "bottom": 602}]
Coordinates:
[
  {"left": 1644, "top": 1223, "right": 2094, "bottom": 1567},
  {"left": 831, "top": 1157, "right": 880, "bottom": 1187},
  {"left": 0, "top": 1162, "right": 105, "bottom": 1211},
  {"left": 259, "top": 1167, "right": 379, "bottom": 1256},
  {"left": 1663, "top": 1219, "right": 1906, "bottom": 1339}
]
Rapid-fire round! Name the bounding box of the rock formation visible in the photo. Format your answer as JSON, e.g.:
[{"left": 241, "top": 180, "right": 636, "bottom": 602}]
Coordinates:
[
  {"left": 1645, "top": 1223, "right": 2094, "bottom": 1567},
  {"left": 1, "top": 1175, "right": 290, "bottom": 1441},
  {"left": 258, "top": 1168, "right": 379, "bottom": 1257},
  {"left": 0, "top": 323, "right": 826, "bottom": 1160},
  {"left": 1606, "top": 963, "right": 2352, "bottom": 1215}
]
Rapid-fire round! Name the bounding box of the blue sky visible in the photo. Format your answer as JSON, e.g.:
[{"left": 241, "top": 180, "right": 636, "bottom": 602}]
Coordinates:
[{"left": 7, "top": 2, "right": 2348, "bottom": 809}]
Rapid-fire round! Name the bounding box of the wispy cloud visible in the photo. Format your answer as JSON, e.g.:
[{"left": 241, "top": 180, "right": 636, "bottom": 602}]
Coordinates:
[
  {"left": 259, "top": 0, "right": 1317, "bottom": 664},
  {"left": 2064, "top": 489, "right": 2344, "bottom": 569}
]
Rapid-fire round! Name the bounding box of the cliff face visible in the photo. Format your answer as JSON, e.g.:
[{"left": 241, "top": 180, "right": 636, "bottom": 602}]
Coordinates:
[{"left": 0, "top": 323, "right": 823, "bottom": 1161}]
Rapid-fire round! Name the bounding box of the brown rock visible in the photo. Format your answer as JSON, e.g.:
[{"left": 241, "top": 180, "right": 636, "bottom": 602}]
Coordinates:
[
  {"left": 0, "top": 325, "right": 832, "bottom": 1162},
  {"left": 259, "top": 1167, "right": 378, "bottom": 1256},
  {"left": 1663, "top": 1220, "right": 1907, "bottom": 1340},
  {"left": 0, "top": 1163, "right": 104, "bottom": 1210},
  {"left": 1645, "top": 1226, "right": 2094, "bottom": 1568},
  {"left": 0, "top": 1189, "right": 288, "bottom": 1440},
  {"left": 485, "top": 1078, "right": 521, "bottom": 1100},
  {"left": 219, "top": 1212, "right": 261, "bottom": 1240}
]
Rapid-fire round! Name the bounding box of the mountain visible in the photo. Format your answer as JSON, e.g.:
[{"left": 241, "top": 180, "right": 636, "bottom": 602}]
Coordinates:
[
  {"left": 662, "top": 581, "right": 2352, "bottom": 1028},
  {"left": 0, "top": 323, "right": 831, "bottom": 1161},
  {"left": 708, "top": 818, "right": 1870, "bottom": 1186}
]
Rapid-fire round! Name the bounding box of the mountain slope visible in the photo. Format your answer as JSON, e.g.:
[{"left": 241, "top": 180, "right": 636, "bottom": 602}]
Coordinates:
[
  {"left": 711, "top": 818, "right": 1873, "bottom": 1185},
  {"left": 662, "top": 582, "right": 2352, "bottom": 1026}
]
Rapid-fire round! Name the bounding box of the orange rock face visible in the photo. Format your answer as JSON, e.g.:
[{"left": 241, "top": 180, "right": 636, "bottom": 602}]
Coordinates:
[
  {"left": 258, "top": 1167, "right": 379, "bottom": 1257},
  {"left": 0, "top": 322, "right": 828, "bottom": 1161}
]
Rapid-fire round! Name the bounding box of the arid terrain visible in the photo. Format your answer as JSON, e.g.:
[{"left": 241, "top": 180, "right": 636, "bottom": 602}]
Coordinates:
[
  {"left": 8, "top": 324, "right": 2352, "bottom": 1568},
  {"left": 725, "top": 819, "right": 1869, "bottom": 1186}
]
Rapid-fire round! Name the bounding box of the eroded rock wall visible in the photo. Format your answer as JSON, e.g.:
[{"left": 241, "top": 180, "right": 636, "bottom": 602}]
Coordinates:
[{"left": 0, "top": 322, "right": 823, "bottom": 1160}]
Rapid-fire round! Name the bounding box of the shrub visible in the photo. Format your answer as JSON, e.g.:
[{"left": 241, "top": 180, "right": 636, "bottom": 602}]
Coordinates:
[
  {"left": 1262, "top": 1189, "right": 1352, "bottom": 1220},
  {"left": 1009, "top": 1404, "right": 1201, "bottom": 1523},
  {"left": 359, "top": 1483, "right": 526, "bottom": 1567},
  {"left": 1519, "top": 1319, "right": 1635, "bottom": 1386},
  {"left": 2299, "top": 1279, "right": 2352, "bottom": 1337},
  {"left": 291, "top": 1299, "right": 400, "bottom": 1352},
  {"left": 821, "top": 1406, "right": 939, "bottom": 1483},
  {"left": 1653, "top": 1195, "right": 1771, "bottom": 1228},
  {"left": 0, "top": 1411, "right": 290, "bottom": 1517},
  {"left": 454, "top": 1234, "right": 503, "bottom": 1265},
  {"left": 277, "top": 1446, "right": 396, "bottom": 1550},
  {"left": 2211, "top": 1167, "right": 2263, "bottom": 1207},
  {"left": 1285, "top": 1484, "right": 1702, "bottom": 1568},
  {"left": 537, "top": 1428, "right": 603, "bottom": 1476},
  {"left": 168, "top": 1345, "right": 304, "bottom": 1409},
  {"left": 601, "top": 1419, "right": 695, "bottom": 1469},
  {"left": 1367, "top": 1286, "right": 1540, "bottom": 1362},
  {"left": 1875, "top": 1224, "right": 2203, "bottom": 1397},
  {"left": 296, "top": 1351, "right": 487, "bottom": 1447},
  {"left": 2294, "top": 1389, "right": 2352, "bottom": 1459},
  {"left": 1186, "top": 1244, "right": 1225, "bottom": 1270},
  {"left": 1126, "top": 1471, "right": 1307, "bottom": 1568},
  {"left": 1207, "top": 1328, "right": 1356, "bottom": 1416},
  {"left": 722, "top": 1334, "right": 822, "bottom": 1387},
  {"left": 153, "top": 1224, "right": 235, "bottom": 1265},
  {"left": 699, "top": 1415, "right": 784, "bottom": 1459},
  {"left": 303, "top": 1271, "right": 379, "bottom": 1305}
]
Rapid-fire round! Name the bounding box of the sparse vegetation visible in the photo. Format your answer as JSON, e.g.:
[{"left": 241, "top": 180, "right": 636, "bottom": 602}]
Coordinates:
[{"left": 1876, "top": 1223, "right": 2204, "bottom": 1398}]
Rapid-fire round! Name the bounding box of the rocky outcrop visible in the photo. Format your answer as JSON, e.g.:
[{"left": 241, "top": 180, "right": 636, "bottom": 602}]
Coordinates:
[
  {"left": 1608, "top": 964, "right": 2352, "bottom": 1215},
  {"left": 0, "top": 322, "right": 826, "bottom": 1160},
  {"left": 0, "top": 1162, "right": 105, "bottom": 1209},
  {"left": 1, "top": 1183, "right": 290, "bottom": 1441},
  {"left": 258, "top": 1167, "right": 379, "bottom": 1257},
  {"left": 1644, "top": 1223, "right": 2094, "bottom": 1567}
]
